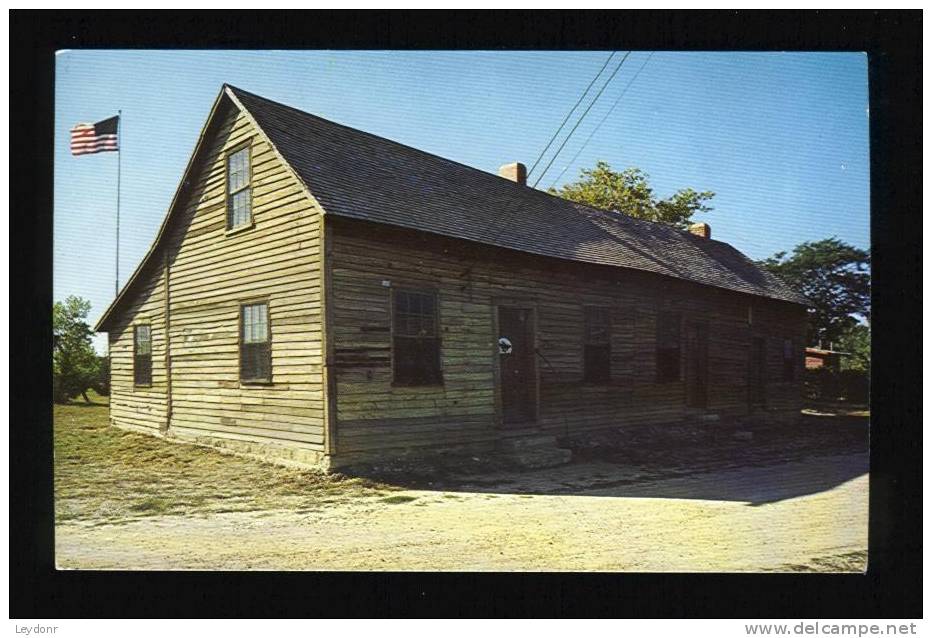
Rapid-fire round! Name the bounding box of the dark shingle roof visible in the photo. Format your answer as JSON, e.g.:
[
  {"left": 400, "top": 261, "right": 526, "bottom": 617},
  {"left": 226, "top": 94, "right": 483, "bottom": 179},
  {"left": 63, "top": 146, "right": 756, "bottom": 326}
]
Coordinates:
[{"left": 230, "top": 86, "right": 806, "bottom": 306}]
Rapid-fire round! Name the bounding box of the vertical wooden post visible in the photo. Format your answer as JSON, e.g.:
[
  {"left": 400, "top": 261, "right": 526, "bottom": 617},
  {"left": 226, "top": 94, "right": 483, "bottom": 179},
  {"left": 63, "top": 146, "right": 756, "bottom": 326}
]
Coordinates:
[
  {"left": 163, "top": 249, "right": 172, "bottom": 432},
  {"left": 319, "top": 216, "right": 337, "bottom": 457}
]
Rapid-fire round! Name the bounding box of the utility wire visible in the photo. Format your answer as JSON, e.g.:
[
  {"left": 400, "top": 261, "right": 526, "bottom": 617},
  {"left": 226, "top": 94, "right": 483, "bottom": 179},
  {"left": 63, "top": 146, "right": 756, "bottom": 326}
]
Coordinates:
[
  {"left": 547, "top": 52, "right": 655, "bottom": 190},
  {"left": 531, "top": 51, "right": 632, "bottom": 189},
  {"left": 526, "top": 51, "right": 617, "bottom": 180}
]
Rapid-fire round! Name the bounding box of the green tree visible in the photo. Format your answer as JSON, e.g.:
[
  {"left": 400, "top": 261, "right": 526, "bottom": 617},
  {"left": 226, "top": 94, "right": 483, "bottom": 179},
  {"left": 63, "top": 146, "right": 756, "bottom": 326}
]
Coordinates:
[
  {"left": 548, "top": 161, "right": 715, "bottom": 229},
  {"left": 835, "top": 321, "right": 871, "bottom": 373},
  {"left": 759, "top": 238, "right": 871, "bottom": 345},
  {"left": 53, "top": 296, "right": 101, "bottom": 403}
]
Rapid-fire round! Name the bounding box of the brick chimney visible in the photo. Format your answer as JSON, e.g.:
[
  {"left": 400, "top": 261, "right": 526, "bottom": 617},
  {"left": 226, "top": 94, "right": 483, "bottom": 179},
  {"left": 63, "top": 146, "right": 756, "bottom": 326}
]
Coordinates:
[
  {"left": 688, "top": 222, "right": 711, "bottom": 239},
  {"left": 499, "top": 162, "right": 527, "bottom": 186}
]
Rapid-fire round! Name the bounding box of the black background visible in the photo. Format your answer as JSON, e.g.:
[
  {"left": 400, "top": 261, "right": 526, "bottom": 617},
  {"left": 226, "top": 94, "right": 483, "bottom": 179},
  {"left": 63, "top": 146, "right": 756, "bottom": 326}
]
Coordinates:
[{"left": 10, "top": 10, "right": 922, "bottom": 618}]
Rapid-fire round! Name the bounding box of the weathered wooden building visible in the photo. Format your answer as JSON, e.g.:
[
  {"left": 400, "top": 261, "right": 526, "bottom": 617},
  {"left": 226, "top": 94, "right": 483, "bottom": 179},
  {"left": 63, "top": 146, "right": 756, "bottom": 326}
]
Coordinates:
[{"left": 95, "top": 85, "right": 809, "bottom": 469}]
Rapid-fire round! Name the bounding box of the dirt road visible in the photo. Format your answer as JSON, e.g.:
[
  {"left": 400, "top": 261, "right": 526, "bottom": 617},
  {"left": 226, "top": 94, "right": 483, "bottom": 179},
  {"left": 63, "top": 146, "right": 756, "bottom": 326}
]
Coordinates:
[{"left": 56, "top": 451, "right": 868, "bottom": 572}]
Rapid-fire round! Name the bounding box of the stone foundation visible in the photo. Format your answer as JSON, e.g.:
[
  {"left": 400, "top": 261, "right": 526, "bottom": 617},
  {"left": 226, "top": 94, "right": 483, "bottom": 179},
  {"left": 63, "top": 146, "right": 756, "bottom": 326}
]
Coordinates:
[{"left": 108, "top": 407, "right": 802, "bottom": 475}]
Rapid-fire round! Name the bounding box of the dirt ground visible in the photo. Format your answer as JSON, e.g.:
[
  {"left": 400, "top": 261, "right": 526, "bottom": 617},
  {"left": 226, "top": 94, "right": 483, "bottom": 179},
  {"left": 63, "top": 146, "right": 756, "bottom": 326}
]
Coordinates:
[{"left": 54, "top": 395, "right": 869, "bottom": 572}]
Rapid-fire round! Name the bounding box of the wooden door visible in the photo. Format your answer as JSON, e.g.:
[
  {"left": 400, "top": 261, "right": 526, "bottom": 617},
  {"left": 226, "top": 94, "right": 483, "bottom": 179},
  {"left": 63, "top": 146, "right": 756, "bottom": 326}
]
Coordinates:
[
  {"left": 749, "top": 336, "right": 766, "bottom": 407},
  {"left": 498, "top": 307, "right": 537, "bottom": 426},
  {"left": 687, "top": 321, "right": 709, "bottom": 408}
]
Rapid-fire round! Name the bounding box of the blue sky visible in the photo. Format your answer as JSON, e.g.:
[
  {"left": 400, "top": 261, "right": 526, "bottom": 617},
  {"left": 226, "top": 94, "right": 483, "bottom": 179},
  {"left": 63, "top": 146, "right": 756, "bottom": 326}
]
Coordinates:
[{"left": 54, "top": 51, "right": 869, "bottom": 352}]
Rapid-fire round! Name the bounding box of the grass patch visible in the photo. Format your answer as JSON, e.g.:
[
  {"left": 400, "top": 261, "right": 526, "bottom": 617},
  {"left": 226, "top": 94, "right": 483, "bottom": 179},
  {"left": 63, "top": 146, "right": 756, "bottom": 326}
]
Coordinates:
[
  {"left": 381, "top": 495, "right": 418, "bottom": 505},
  {"left": 129, "top": 497, "right": 172, "bottom": 514},
  {"left": 54, "top": 392, "right": 389, "bottom": 525},
  {"left": 771, "top": 550, "right": 867, "bottom": 573}
]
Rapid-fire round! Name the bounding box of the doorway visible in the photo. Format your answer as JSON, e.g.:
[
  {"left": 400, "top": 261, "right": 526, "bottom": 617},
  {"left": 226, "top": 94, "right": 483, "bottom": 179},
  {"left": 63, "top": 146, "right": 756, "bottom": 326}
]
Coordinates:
[
  {"left": 686, "top": 321, "right": 709, "bottom": 409},
  {"left": 497, "top": 306, "right": 537, "bottom": 426}
]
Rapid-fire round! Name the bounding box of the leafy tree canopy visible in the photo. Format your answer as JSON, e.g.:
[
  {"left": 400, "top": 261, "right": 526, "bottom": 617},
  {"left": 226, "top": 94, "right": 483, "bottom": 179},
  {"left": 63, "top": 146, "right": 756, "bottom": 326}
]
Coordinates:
[
  {"left": 835, "top": 322, "right": 870, "bottom": 374},
  {"left": 548, "top": 161, "right": 715, "bottom": 229},
  {"left": 759, "top": 238, "right": 870, "bottom": 345},
  {"left": 53, "top": 295, "right": 101, "bottom": 403}
]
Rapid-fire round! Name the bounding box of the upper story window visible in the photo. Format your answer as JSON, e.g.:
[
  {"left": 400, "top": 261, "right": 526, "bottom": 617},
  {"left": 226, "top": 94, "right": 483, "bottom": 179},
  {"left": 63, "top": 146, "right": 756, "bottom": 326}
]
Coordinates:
[
  {"left": 782, "top": 338, "right": 796, "bottom": 381},
  {"left": 240, "top": 302, "right": 271, "bottom": 383},
  {"left": 227, "top": 146, "right": 252, "bottom": 230},
  {"left": 133, "top": 324, "right": 152, "bottom": 387},
  {"left": 392, "top": 289, "right": 442, "bottom": 386},
  {"left": 583, "top": 306, "right": 611, "bottom": 383},
  {"left": 656, "top": 311, "right": 682, "bottom": 383}
]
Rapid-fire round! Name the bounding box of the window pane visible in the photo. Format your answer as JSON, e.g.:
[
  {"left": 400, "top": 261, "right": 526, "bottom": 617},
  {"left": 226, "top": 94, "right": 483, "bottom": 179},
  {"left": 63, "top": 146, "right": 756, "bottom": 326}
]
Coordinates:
[
  {"left": 241, "top": 342, "right": 270, "bottom": 381},
  {"left": 419, "top": 293, "right": 434, "bottom": 316},
  {"left": 134, "top": 325, "right": 152, "bottom": 386},
  {"left": 258, "top": 304, "right": 267, "bottom": 333},
  {"left": 394, "top": 291, "right": 436, "bottom": 337},
  {"left": 230, "top": 189, "right": 251, "bottom": 227},
  {"left": 242, "top": 303, "right": 268, "bottom": 344},
  {"left": 584, "top": 344, "right": 611, "bottom": 382},
  {"left": 657, "top": 312, "right": 681, "bottom": 349},
  {"left": 393, "top": 336, "right": 441, "bottom": 385},
  {"left": 135, "top": 325, "right": 151, "bottom": 355},
  {"left": 395, "top": 291, "right": 409, "bottom": 314},
  {"left": 585, "top": 307, "right": 610, "bottom": 345},
  {"left": 657, "top": 348, "right": 681, "bottom": 382},
  {"left": 228, "top": 148, "right": 249, "bottom": 192},
  {"left": 134, "top": 355, "right": 152, "bottom": 385}
]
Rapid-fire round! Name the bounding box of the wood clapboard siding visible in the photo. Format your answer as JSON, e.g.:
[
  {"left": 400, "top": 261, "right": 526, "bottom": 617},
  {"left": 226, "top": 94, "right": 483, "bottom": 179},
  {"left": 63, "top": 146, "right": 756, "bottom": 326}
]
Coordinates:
[
  {"left": 328, "top": 217, "right": 806, "bottom": 454},
  {"left": 108, "top": 102, "right": 326, "bottom": 452},
  {"left": 108, "top": 267, "right": 168, "bottom": 434}
]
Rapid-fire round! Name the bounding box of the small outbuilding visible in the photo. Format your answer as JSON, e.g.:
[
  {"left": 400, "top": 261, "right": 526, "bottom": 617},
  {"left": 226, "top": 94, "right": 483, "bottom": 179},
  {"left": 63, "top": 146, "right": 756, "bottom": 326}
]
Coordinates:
[
  {"left": 95, "top": 85, "right": 809, "bottom": 469},
  {"left": 805, "top": 347, "right": 848, "bottom": 372}
]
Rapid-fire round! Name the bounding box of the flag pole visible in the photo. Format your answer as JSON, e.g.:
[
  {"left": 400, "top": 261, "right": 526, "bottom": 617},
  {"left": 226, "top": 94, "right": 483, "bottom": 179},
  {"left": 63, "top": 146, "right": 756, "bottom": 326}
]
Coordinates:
[{"left": 116, "top": 109, "right": 121, "bottom": 297}]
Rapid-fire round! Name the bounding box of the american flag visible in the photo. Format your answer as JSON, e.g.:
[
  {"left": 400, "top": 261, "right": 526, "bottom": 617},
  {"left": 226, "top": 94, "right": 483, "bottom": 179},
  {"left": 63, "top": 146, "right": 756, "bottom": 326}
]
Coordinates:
[{"left": 70, "top": 115, "right": 119, "bottom": 156}]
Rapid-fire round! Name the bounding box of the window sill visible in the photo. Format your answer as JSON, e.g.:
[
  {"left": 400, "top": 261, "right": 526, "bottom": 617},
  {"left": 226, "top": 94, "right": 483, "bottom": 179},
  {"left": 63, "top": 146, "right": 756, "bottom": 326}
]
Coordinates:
[
  {"left": 226, "top": 221, "right": 255, "bottom": 236},
  {"left": 133, "top": 384, "right": 152, "bottom": 389},
  {"left": 391, "top": 381, "right": 445, "bottom": 389}
]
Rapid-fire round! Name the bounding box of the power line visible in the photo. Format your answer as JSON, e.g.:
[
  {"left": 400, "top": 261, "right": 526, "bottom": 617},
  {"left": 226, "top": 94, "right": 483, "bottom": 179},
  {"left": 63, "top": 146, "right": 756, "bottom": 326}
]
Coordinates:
[
  {"left": 531, "top": 51, "right": 632, "bottom": 189},
  {"left": 526, "top": 51, "right": 617, "bottom": 180},
  {"left": 547, "top": 52, "right": 655, "bottom": 190}
]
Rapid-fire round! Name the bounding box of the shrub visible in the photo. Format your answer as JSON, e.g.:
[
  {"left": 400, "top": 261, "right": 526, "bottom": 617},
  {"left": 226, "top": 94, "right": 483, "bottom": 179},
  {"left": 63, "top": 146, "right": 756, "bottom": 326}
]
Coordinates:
[{"left": 804, "top": 367, "right": 869, "bottom": 404}]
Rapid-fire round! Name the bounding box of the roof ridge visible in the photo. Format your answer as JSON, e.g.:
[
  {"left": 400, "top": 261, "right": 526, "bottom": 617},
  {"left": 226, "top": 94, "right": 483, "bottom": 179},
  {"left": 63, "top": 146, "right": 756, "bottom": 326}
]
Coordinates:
[{"left": 227, "top": 84, "right": 532, "bottom": 188}]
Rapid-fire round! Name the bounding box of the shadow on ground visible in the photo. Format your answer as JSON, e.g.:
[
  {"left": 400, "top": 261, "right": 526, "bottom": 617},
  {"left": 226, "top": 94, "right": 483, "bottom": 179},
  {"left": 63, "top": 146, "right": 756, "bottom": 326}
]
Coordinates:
[{"left": 344, "top": 410, "right": 869, "bottom": 506}]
